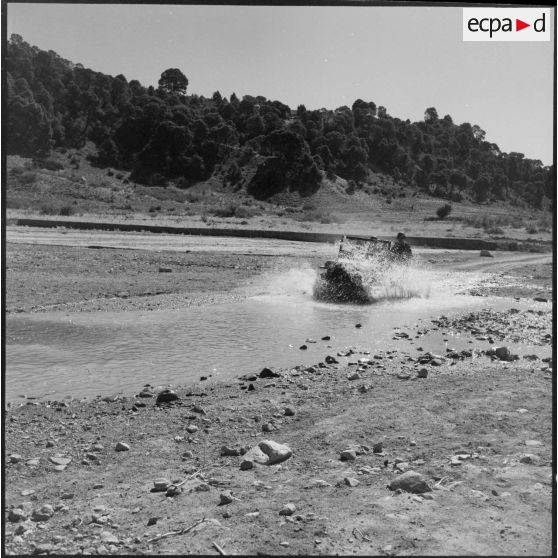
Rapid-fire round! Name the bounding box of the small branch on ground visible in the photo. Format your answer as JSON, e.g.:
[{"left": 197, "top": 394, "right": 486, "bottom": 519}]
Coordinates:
[{"left": 147, "top": 517, "right": 206, "bottom": 543}]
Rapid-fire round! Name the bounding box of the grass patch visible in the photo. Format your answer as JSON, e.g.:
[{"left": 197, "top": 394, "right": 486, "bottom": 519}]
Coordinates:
[{"left": 297, "top": 209, "right": 337, "bottom": 224}]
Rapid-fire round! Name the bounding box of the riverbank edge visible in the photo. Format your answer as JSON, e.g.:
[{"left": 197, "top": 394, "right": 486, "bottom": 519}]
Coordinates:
[{"left": 8, "top": 217, "right": 552, "bottom": 252}]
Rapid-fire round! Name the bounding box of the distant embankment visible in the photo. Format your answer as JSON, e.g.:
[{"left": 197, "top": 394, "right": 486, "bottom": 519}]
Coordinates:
[{"left": 8, "top": 218, "right": 551, "bottom": 252}]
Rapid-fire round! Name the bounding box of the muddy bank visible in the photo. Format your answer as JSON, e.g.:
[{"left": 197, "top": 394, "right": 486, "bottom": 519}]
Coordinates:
[
  {"left": 8, "top": 217, "right": 553, "bottom": 252},
  {"left": 6, "top": 242, "right": 323, "bottom": 314},
  {"left": 4, "top": 308, "right": 553, "bottom": 556}
]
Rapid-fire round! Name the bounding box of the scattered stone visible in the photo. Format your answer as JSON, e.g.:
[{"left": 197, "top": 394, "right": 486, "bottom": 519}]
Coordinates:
[
  {"left": 284, "top": 407, "right": 295, "bottom": 417},
  {"left": 388, "top": 471, "right": 432, "bottom": 494},
  {"left": 373, "top": 442, "right": 383, "bottom": 454},
  {"left": 299, "top": 345, "right": 308, "bottom": 350},
  {"left": 9, "top": 454, "right": 23, "bottom": 464},
  {"left": 262, "top": 423, "right": 274, "bottom": 432},
  {"left": 519, "top": 454, "right": 541, "bottom": 464},
  {"left": 259, "top": 367, "right": 280, "bottom": 379},
  {"left": 308, "top": 479, "right": 332, "bottom": 488},
  {"left": 240, "top": 460, "right": 254, "bottom": 471},
  {"left": 100, "top": 531, "right": 119, "bottom": 544},
  {"left": 321, "top": 336, "right": 331, "bottom": 341},
  {"left": 152, "top": 478, "right": 171, "bottom": 492},
  {"left": 494, "top": 346, "right": 510, "bottom": 360},
  {"left": 325, "top": 356, "right": 338, "bottom": 364},
  {"left": 248, "top": 384, "right": 256, "bottom": 392},
  {"left": 48, "top": 456, "right": 72, "bottom": 466},
  {"left": 279, "top": 503, "right": 296, "bottom": 516},
  {"left": 395, "top": 462, "right": 410, "bottom": 472},
  {"left": 430, "top": 358, "right": 444, "bottom": 366},
  {"left": 32, "top": 505, "right": 55, "bottom": 522},
  {"left": 347, "top": 372, "right": 361, "bottom": 381},
  {"left": 115, "top": 442, "right": 130, "bottom": 452},
  {"left": 138, "top": 388, "right": 155, "bottom": 398},
  {"left": 26, "top": 459, "right": 40, "bottom": 467},
  {"left": 219, "top": 491, "right": 234, "bottom": 505},
  {"left": 158, "top": 267, "right": 172, "bottom": 273},
  {"left": 220, "top": 446, "right": 241, "bottom": 457},
  {"left": 340, "top": 449, "right": 357, "bottom": 461},
  {"left": 355, "top": 323, "right": 362, "bottom": 328},
  {"left": 243, "top": 440, "right": 292, "bottom": 466},
  {"left": 147, "top": 517, "right": 159, "bottom": 526},
  {"left": 155, "top": 389, "right": 179, "bottom": 405},
  {"left": 166, "top": 485, "right": 182, "bottom": 497},
  {"left": 417, "top": 368, "right": 428, "bottom": 378},
  {"left": 33, "top": 543, "right": 53, "bottom": 554},
  {"left": 186, "top": 425, "right": 199, "bottom": 434},
  {"left": 8, "top": 509, "right": 27, "bottom": 523},
  {"left": 525, "top": 440, "right": 543, "bottom": 447},
  {"left": 480, "top": 250, "right": 493, "bottom": 258},
  {"left": 46, "top": 441, "right": 55, "bottom": 448},
  {"left": 534, "top": 297, "right": 548, "bottom": 302},
  {"left": 344, "top": 477, "right": 360, "bottom": 487}
]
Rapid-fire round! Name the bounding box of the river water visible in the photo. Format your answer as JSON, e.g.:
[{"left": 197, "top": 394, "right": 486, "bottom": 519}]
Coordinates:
[{"left": 5, "top": 259, "right": 550, "bottom": 403}]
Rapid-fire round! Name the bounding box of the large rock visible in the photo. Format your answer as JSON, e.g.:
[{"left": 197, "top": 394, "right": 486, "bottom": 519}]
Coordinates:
[
  {"left": 243, "top": 440, "right": 292, "bottom": 466},
  {"left": 259, "top": 368, "right": 280, "bottom": 379},
  {"left": 156, "top": 389, "right": 179, "bottom": 405},
  {"left": 494, "top": 346, "right": 510, "bottom": 360},
  {"left": 32, "top": 505, "right": 55, "bottom": 522},
  {"left": 388, "top": 471, "right": 431, "bottom": 494}
]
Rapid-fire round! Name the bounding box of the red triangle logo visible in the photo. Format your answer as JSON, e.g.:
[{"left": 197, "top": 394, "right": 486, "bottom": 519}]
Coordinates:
[{"left": 516, "top": 19, "right": 530, "bottom": 31}]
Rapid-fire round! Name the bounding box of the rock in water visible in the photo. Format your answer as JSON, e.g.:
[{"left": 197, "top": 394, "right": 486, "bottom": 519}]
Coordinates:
[
  {"left": 259, "top": 367, "right": 280, "bottom": 379},
  {"left": 494, "top": 346, "right": 510, "bottom": 360},
  {"left": 388, "top": 471, "right": 432, "bottom": 494},
  {"left": 156, "top": 389, "right": 179, "bottom": 405}
]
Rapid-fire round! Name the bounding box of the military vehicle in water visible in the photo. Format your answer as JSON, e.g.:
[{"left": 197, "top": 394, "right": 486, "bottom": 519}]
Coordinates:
[{"left": 314, "top": 235, "right": 409, "bottom": 304}]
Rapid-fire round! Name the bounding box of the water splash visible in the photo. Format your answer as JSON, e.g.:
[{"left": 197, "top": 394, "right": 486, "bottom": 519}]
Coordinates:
[
  {"left": 313, "top": 246, "right": 435, "bottom": 304},
  {"left": 249, "top": 261, "right": 318, "bottom": 298}
]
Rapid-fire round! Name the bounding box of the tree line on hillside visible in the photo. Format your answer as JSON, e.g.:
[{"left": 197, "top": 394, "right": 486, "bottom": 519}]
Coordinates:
[{"left": 5, "top": 34, "right": 553, "bottom": 209}]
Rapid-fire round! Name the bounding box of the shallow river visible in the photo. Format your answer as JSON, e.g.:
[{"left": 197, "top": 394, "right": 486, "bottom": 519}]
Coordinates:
[{"left": 5, "top": 263, "right": 549, "bottom": 403}]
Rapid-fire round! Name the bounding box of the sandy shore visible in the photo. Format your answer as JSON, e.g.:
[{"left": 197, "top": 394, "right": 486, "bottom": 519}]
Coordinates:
[{"left": 4, "top": 228, "right": 554, "bottom": 555}]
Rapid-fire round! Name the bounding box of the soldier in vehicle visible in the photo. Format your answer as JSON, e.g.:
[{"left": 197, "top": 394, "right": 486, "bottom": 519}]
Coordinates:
[{"left": 390, "top": 232, "right": 412, "bottom": 261}]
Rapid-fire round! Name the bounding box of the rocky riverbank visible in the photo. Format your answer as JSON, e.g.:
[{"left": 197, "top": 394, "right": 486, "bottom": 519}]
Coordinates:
[{"left": 5, "top": 305, "right": 553, "bottom": 555}]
